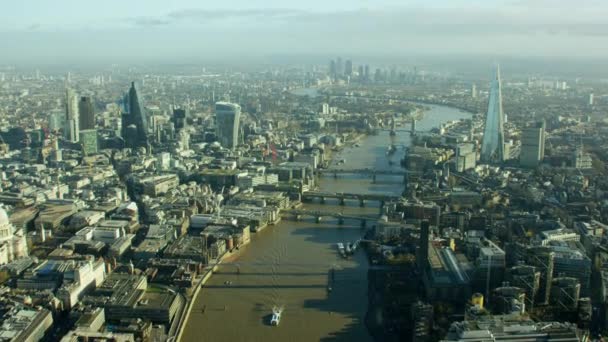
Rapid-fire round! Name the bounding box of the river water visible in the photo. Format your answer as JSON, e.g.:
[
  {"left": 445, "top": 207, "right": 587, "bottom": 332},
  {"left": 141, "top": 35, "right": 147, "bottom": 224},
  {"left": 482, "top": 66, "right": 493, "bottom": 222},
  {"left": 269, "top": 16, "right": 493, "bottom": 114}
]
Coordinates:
[{"left": 181, "top": 103, "right": 471, "bottom": 342}]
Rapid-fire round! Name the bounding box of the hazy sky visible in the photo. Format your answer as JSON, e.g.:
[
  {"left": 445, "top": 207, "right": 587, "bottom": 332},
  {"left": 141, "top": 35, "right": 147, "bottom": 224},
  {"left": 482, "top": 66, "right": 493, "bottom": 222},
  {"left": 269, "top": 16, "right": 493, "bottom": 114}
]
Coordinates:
[{"left": 2, "top": 0, "right": 608, "bottom": 64}]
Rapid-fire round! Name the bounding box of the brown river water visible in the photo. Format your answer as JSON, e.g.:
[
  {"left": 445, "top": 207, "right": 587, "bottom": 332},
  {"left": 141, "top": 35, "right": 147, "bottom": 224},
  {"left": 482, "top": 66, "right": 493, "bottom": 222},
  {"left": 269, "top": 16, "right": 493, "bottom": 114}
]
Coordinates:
[{"left": 181, "top": 103, "right": 471, "bottom": 342}]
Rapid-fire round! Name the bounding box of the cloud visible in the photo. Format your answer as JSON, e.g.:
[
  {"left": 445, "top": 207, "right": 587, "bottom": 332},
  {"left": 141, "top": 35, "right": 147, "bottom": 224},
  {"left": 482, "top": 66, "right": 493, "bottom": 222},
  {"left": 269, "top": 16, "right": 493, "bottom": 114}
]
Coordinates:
[
  {"left": 167, "top": 8, "right": 307, "bottom": 21},
  {"left": 122, "top": 6, "right": 608, "bottom": 38},
  {"left": 134, "top": 17, "right": 170, "bottom": 27}
]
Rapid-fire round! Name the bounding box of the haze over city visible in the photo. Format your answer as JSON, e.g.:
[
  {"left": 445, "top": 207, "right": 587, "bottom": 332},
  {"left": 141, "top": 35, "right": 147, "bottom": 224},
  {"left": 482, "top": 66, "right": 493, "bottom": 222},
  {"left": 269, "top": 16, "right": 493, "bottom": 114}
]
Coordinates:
[{"left": 2, "top": 0, "right": 608, "bottom": 63}]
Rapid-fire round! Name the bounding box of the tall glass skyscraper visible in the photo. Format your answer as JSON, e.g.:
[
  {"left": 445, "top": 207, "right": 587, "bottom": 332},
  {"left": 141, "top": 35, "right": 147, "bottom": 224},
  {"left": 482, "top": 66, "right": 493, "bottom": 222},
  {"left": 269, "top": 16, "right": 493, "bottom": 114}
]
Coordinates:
[
  {"left": 121, "top": 82, "right": 148, "bottom": 148},
  {"left": 78, "top": 96, "right": 95, "bottom": 130},
  {"left": 480, "top": 65, "right": 505, "bottom": 163},
  {"left": 215, "top": 102, "right": 241, "bottom": 150}
]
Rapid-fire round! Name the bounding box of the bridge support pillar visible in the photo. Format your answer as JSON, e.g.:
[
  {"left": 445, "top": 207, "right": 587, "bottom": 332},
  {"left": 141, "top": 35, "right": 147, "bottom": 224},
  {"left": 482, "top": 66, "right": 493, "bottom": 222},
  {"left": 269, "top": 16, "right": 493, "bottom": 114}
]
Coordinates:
[
  {"left": 339, "top": 197, "right": 345, "bottom": 206},
  {"left": 333, "top": 172, "right": 338, "bottom": 179},
  {"left": 361, "top": 219, "right": 367, "bottom": 228},
  {"left": 359, "top": 198, "right": 366, "bottom": 207},
  {"left": 403, "top": 174, "right": 408, "bottom": 184},
  {"left": 320, "top": 196, "right": 326, "bottom": 204},
  {"left": 315, "top": 216, "right": 322, "bottom": 223},
  {"left": 338, "top": 217, "right": 344, "bottom": 225},
  {"left": 372, "top": 174, "right": 377, "bottom": 183}
]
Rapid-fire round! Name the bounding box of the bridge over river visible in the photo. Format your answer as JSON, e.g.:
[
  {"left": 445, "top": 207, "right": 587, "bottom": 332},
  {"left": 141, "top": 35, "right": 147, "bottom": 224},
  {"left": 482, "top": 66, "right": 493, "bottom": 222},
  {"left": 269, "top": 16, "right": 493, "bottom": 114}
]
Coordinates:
[{"left": 302, "top": 190, "right": 401, "bottom": 206}]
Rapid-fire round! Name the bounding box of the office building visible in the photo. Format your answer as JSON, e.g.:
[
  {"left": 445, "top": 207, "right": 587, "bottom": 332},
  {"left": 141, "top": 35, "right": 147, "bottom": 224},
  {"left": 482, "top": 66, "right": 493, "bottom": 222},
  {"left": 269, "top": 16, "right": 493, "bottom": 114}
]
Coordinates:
[
  {"left": 456, "top": 143, "right": 477, "bottom": 172},
  {"left": 78, "top": 96, "right": 95, "bottom": 130},
  {"left": 65, "top": 88, "right": 80, "bottom": 142},
  {"left": 121, "top": 82, "right": 148, "bottom": 148},
  {"left": 520, "top": 121, "right": 545, "bottom": 168},
  {"left": 215, "top": 102, "right": 241, "bottom": 149},
  {"left": 550, "top": 277, "right": 580, "bottom": 311},
  {"left": 173, "top": 108, "right": 187, "bottom": 132},
  {"left": 79, "top": 129, "right": 98, "bottom": 156},
  {"left": 506, "top": 265, "right": 540, "bottom": 309},
  {"left": 524, "top": 246, "right": 554, "bottom": 305},
  {"left": 480, "top": 65, "right": 505, "bottom": 163}
]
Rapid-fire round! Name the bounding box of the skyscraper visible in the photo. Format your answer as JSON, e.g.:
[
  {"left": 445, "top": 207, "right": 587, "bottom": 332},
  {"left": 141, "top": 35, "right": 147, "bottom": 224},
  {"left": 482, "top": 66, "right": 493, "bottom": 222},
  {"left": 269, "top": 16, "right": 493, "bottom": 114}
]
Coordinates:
[
  {"left": 215, "top": 102, "right": 241, "bottom": 150},
  {"left": 520, "top": 121, "right": 545, "bottom": 168},
  {"left": 336, "top": 57, "right": 344, "bottom": 77},
  {"left": 329, "top": 60, "right": 336, "bottom": 79},
  {"left": 480, "top": 65, "right": 505, "bottom": 163},
  {"left": 65, "top": 88, "right": 80, "bottom": 142},
  {"left": 121, "top": 82, "right": 148, "bottom": 148},
  {"left": 78, "top": 96, "right": 95, "bottom": 130},
  {"left": 173, "top": 108, "right": 187, "bottom": 132},
  {"left": 344, "top": 60, "right": 353, "bottom": 77}
]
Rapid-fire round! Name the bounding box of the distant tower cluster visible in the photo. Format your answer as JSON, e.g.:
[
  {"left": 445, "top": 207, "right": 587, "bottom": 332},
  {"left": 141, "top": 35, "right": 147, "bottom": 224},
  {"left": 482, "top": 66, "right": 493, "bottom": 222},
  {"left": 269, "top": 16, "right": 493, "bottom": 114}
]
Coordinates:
[
  {"left": 329, "top": 57, "right": 353, "bottom": 80},
  {"left": 65, "top": 88, "right": 80, "bottom": 143},
  {"left": 480, "top": 65, "right": 506, "bottom": 163},
  {"left": 215, "top": 102, "right": 241, "bottom": 150},
  {"left": 121, "top": 82, "right": 149, "bottom": 149}
]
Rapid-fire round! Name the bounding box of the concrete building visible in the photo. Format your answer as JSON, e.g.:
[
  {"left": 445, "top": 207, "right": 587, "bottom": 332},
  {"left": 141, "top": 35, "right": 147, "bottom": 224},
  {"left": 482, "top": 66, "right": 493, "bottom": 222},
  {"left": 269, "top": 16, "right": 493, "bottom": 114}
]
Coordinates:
[
  {"left": 442, "top": 316, "right": 580, "bottom": 341},
  {"left": 65, "top": 88, "right": 80, "bottom": 143},
  {"left": 0, "top": 307, "right": 54, "bottom": 342},
  {"left": 520, "top": 121, "right": 545, "bottom": 168}
]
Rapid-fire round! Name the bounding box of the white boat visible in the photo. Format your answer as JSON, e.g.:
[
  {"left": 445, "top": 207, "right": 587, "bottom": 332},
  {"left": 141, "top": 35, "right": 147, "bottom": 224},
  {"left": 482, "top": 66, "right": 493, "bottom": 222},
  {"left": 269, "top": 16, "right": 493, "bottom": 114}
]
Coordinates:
[
  {"left": 337, "top": 243, "right": 346, "bottom": 257},
  {"left": 345, "top": 244, "right": 352, "bottom": 254},
  {"left": 270, "top": 306, "right": 283, "bottom": 326}
]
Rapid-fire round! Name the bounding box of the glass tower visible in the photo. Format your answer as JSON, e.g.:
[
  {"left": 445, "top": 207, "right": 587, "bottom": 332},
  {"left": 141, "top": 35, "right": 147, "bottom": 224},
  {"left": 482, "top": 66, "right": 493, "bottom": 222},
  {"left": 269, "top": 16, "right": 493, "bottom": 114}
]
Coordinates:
[{"left": 480, "top": 65, "right": 505, "bottom": 163}]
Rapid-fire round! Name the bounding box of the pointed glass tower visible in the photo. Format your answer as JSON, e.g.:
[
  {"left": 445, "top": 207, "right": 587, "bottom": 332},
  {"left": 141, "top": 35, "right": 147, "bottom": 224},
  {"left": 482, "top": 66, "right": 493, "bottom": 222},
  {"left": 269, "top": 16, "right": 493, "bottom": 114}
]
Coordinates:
[
  {"left": 480, "top": 65, "right": 505, "bottom": 163},
  {"left": 121, "top": 82, "right": 149, "bottom": 148}
]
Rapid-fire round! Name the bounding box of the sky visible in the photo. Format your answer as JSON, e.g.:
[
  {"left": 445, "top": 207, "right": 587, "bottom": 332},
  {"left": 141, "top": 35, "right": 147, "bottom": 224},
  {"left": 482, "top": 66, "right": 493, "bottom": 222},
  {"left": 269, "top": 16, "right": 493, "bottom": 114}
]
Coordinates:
[{"left": 1, "top": 0, "right": 608, "bottom": 64}]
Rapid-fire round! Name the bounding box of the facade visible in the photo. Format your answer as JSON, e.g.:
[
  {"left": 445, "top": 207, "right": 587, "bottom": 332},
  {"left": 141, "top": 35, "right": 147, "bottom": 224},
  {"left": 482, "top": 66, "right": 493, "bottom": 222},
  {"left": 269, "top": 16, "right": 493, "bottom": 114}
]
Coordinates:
[
  {"left": 65, "top": 88, "right": 80, "bottom": 143},
  {"left": 78, "top": 96, "right": 95, "bottom": 130},
  {"left": 79, "top": 129, "right": 98, "bottom": 155},
  {"left": 520, "top": 121, "right": 545, "bottom": 168},
  {"left": 121, "top": 82, "right": 149, "bottom": 148},
  {"left": 480, "top": 66, "right": 505, "bottom": 163},
  {"left": 215, "top": 102, "right": 241, "bottom": 149}
]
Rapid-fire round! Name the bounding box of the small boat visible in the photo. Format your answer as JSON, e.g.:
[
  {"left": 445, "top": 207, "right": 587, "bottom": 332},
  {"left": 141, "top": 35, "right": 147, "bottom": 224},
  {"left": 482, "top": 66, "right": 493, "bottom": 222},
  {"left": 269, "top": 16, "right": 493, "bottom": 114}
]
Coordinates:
[
  {"left": 337, "top": 243, "right": 346, "bottom": 258},
  {"left": 270, "top": 306, "right": 283, "bottom": 326},
  {"left": 345, "top": 244, "right": 352, "bottom": 254}
]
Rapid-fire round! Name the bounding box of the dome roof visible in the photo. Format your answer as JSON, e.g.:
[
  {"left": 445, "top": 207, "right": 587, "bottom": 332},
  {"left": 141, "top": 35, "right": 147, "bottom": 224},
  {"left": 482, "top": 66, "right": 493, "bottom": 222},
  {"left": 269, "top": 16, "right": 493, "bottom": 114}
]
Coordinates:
[{"left": 0, "top": 207, "right": 8, "bottom": 226}]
